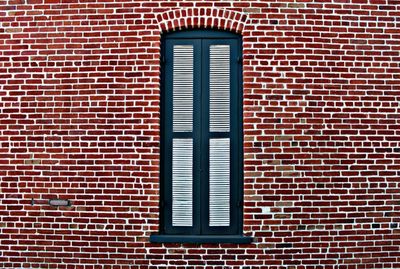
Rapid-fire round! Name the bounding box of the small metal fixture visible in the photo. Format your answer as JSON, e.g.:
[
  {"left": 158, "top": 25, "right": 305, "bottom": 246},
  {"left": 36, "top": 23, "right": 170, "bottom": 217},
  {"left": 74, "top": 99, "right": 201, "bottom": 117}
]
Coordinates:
[{"left": 48, "top": 199, "right": 71, "bottom": 207}]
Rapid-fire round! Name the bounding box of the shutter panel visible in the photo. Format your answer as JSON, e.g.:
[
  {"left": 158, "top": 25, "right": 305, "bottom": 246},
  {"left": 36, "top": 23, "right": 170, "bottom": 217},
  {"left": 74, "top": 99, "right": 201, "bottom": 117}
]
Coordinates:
[
  {"left": 209, "top": 138, "right": 230, "bottom": 226},
  {"left": 171, "top": 45, "right": 195, "bottom": 227},
  {"left": 209, "top": 45, "right": 230, "bottom": 132},
  {"left": 208, "top": 44, "right": 232, "bottom": 227},
  {"left": 172, "top": 139, "right": 193, "bottom": 226},
  {"left": 173, "top": 45, "right": 193, "bottom": 133}
]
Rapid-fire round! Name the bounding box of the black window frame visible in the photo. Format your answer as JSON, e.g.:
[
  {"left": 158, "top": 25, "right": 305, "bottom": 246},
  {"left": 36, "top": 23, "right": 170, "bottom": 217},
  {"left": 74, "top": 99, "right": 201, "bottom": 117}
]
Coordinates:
[{"left": 150, "top": 29, "right": 251, "bottom": 244}]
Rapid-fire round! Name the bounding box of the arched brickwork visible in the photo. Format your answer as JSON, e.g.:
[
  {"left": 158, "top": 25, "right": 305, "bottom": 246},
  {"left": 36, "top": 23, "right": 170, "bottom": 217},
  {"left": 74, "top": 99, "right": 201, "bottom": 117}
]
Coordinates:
[{"left": 156, "top": 8, "right": 248, "bottom": 33}]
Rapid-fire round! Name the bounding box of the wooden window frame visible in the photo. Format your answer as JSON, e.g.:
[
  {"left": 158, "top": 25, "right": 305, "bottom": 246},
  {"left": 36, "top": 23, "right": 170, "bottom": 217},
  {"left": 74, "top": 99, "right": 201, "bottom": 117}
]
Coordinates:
[{"left": 150, "top": 29, "right": 251, "bottom": 244}]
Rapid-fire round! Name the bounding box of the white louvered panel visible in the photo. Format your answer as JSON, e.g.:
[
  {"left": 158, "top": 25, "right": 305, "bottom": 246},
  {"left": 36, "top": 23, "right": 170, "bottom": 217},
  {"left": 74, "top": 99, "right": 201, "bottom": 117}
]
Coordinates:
[
  {"left": 172, "top": 138, "right": 193, "bottom": 226},
  {"left": 209, "top": 138, "right": 230, "bottom": 227},
  {"left": 209, "top": 45, "right": 230, "bottom": 132},
  {"left": 173, "top": 45, "right": 194, "bottom": 132}
]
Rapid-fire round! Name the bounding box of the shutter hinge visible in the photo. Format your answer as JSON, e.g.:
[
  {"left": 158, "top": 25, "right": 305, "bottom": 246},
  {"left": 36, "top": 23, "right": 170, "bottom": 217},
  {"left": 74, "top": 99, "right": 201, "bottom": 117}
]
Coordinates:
[
  {"left": 160, "top": 200, "right": 165, "bottom": 208},
  {"left": 237, "top": 56, "right": 243, "bottom": 64},
  {"left": 236, "top": 200, "right": 243, "bottom": 207},
  {"left": 161, "top": 56, "right": 166, "bottom": 65}
]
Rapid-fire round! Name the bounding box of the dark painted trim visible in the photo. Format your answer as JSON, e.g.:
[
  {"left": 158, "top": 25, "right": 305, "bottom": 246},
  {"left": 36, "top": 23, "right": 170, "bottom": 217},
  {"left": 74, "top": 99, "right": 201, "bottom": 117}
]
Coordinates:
[{"left": 150, "top": 234, "right": 253, "bottom": 244}]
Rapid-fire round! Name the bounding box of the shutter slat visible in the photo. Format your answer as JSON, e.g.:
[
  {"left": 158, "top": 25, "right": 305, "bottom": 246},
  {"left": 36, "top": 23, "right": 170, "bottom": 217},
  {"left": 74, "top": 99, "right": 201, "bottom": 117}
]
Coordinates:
[
  {"left": 173, "top": 45, "right": 193, "bottom": 133},
  {"left": 209, "top": 45, "right": 230, "bottom": 132},
  {"left": 209, "top": 138, "right": 230, "bottom": 227},
  {"left": 172, "top": 138, "right": 193, "bottom": 226}
]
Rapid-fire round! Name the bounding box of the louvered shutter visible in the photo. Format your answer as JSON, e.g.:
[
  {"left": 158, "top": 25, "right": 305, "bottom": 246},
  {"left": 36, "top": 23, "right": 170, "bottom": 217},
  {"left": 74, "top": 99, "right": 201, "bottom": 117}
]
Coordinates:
[
  {"left": 171, "top": 45, "right": 194, "bottom": 227},
  {"left": 209, "top": 45, "right": 230, "bottom": 133},
  {"left": 162, "top": 31, "right": 242, "bottom": 236},
  {"left": 208, "top": 44, "right": 231, "bottom": 227},
  {"left": 172, "top": 45, "right": 193, "bottom": 133},
  {"left": 209, "top": 138, "right": 230, "bottom": 226}
]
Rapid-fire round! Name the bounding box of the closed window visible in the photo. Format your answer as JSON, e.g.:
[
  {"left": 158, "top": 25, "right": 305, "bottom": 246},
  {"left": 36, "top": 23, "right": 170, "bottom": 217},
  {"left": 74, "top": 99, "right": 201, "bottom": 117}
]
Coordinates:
[{"left": 151, "top": 30, "right": 250, "bottom": 244}]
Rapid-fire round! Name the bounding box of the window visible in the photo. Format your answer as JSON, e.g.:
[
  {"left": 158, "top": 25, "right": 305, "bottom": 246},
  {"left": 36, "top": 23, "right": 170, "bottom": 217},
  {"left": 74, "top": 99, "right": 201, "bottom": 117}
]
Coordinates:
[{"left": 150, "top": 30, "right": 251, "bottom": 244}]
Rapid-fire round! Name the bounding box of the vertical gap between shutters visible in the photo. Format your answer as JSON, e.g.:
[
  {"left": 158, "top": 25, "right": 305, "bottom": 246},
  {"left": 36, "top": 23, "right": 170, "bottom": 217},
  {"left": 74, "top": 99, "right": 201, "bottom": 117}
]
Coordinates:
[{"left": 199, "top": 39, "right": 204, "bottom": 234}]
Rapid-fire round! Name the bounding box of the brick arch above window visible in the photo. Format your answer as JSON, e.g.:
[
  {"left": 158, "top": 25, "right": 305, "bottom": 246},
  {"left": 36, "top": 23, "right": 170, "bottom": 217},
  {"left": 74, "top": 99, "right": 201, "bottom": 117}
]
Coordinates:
[{"left": 156, "top": 8, "right": 248, "bottom": 34}]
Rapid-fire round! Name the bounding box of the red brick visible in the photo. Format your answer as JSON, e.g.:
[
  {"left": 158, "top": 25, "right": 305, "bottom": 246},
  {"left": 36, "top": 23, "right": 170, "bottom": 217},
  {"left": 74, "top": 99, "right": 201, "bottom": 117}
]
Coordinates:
[{"left": 0, "top": 1, "right": 399, "bottom": 268}]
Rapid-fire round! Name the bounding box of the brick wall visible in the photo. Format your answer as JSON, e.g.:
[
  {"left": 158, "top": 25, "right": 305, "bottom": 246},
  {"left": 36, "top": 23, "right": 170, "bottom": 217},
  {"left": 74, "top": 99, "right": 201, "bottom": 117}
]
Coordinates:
[{"left": 1, "top": 0, "right": 400, "bottom": 268}]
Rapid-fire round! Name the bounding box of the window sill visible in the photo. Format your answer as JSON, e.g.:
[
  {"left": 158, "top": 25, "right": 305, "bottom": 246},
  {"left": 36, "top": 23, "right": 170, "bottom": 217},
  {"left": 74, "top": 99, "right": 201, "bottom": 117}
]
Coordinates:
[{"left": 149, "top": 234, "right": 253, "bottom": 244}]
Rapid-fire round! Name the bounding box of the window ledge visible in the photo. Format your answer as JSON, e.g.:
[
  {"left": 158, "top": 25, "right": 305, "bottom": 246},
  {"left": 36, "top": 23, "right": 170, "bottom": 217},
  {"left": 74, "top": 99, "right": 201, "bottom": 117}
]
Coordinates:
[{"left": 149, "top": 234, "right": 253, "bottom": 244}]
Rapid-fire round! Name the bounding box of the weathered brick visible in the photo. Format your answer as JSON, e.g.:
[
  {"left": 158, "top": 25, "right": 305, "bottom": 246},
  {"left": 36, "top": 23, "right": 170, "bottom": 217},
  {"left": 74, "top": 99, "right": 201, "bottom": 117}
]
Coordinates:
[{"left": 0, "top": 0, "right": 399, "bottom": 268}]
